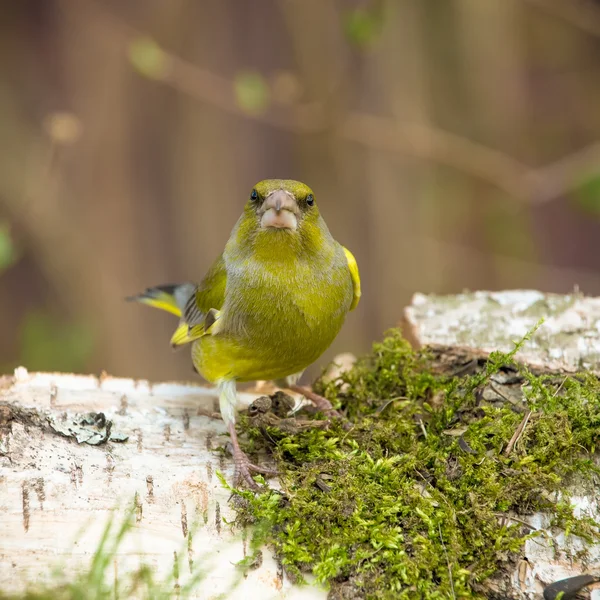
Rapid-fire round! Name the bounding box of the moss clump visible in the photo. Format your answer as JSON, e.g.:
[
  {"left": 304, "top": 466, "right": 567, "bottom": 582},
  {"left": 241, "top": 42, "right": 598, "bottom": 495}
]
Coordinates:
[{"left": 229, "top": 330, "right": 600, "bottom": 599}]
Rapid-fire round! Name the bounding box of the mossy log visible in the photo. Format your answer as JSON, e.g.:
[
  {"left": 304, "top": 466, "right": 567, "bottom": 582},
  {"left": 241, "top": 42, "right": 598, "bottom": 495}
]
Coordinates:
[
  {"left": 0, "top": 290, "right": 599, "bottom": 599},
  {"left": 403, "top": 290, "right": 600, "bottom": 599}
]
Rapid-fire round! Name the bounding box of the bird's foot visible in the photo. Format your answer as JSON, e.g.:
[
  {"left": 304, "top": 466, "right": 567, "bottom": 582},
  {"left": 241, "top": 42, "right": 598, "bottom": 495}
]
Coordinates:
[
  {"left": 288, "top": 385, "right": 341, "bottom": 419},
  {"left": 233, "top": 449, "right": 278, "bottom": 491},
  {"left": 227, "top": 422, "right": 278, "bottom": 491}
]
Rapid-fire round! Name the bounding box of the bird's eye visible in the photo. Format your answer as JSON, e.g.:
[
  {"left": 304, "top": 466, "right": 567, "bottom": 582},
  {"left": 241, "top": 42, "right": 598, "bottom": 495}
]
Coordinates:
[
  {"left": 250, "top": 189, "right": 259, "bottom": 202},
  {"left": 306, "top": 194, "right": 314, "bottom": 206}
]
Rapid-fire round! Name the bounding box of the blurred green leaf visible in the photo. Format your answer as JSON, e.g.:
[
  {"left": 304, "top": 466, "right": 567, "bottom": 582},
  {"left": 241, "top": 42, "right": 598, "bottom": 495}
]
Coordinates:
[
  {"left": 343, "top": 5, "right": 384, "bottom": 49},
  {"left": 0, "top": 222, "right": 17, "bottom": 272},
  {"left": 573, "top": 173, "right": 600, "bottom": 217},
  {"left": 234, "top": 71, "right": 270, "bottom": 115},
  {"left": 128, "top": 36, "right": 168, "bottom": 80},
  {"left": 19, "top": 312, "right": 94, "bottom": 373}
]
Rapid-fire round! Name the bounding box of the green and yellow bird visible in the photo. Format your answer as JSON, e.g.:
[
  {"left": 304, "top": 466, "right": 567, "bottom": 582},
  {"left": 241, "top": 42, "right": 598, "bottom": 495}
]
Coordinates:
[{"left": 128, "top": 179, "right": 360, "bottom": 487}]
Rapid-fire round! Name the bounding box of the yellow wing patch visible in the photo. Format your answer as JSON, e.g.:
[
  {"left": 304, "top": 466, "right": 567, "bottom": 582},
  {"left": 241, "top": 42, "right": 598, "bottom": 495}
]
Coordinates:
[
  {"left": 343, "top": 246, "right": 361, "bottom": 311},
  {"left": 127, "top": 281, "right": 223, "bottom": 348},
  {"left": 127, "top": 289, "right": 182, "bottom": 317},
  {"left": 169, "top": 308, "right": 222, "bottom": 347},
  {"left": 170, "top": 324, "right": 204, "bottom": 347}
]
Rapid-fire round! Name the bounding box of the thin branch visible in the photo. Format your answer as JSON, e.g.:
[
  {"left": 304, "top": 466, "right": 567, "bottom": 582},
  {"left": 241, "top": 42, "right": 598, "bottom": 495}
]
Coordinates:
[
  {"left": 523, "top": 0, "right": 600, "bottom": 40},
  {"left": 526, "top": 142, "right": 600, "bottom": 204},
  {"left": 339, "top": 114, "right": 530, "bottom": 200},
  {"left": 494, "top": 513, "right": 539, "bottom": 531},
  {"left": 77, "top": 0, "right": 600, "bottom": 205},
  {"left": 552, "top": 375, "right": 569, "bottom": 398},
  {"left": 169, "top": 49, "right": 600, "bottom": 205},
  {"left": 488, "top": 381, "right": 512, "bottom": 404},
  {"left": 438, "top": 523, "right": 456, "bottom": 600},
  {"left": 504, "top": 410, "right": 532, "bottom": 457}
]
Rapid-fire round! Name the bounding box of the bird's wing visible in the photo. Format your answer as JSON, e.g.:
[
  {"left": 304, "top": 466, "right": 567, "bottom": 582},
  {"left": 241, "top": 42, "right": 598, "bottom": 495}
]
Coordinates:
[
  {"left": 342, "top": 246, "right": 361, "bottom": 311},
  {"left": 127, "top": 256, "right": 227, "bottom": 347},
  {"left": 126, "top": 283, "right": 197, "bottom": 317},
  {"left": 169, "top": 255, "right": 227, "bottom": 347}
]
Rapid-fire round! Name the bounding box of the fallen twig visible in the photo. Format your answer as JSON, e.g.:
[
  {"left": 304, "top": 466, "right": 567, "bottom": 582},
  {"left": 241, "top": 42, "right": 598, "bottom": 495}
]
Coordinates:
[
  {"left": 438, "top": 523, "right": 456, "bottom": 600},
  {"left": 504, "top": 410, "right": 532, "bottom": 456}
]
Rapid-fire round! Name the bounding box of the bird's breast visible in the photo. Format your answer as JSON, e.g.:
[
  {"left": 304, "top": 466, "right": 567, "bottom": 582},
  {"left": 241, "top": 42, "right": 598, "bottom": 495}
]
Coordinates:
[
  {"left": 193, "top": 250, "right": 354, "bottom": 383},
  {"left": 222, "top": 255, "right": 352, "bottom": 354}
]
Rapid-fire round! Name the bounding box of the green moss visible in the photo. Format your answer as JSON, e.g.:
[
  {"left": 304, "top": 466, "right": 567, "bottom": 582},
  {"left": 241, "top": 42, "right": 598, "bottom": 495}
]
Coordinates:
[{"left": 229, "top": 330, "right": 600, "bottom": 599}]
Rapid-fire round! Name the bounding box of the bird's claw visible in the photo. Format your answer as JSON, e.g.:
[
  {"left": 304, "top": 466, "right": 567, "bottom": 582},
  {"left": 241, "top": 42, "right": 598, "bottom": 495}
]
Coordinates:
[
  {"left": 233, "top": 450, "right": 278, "bottom": 490},
  {"left": 288, "top": 385, "right": 342, "bottom": 419}
]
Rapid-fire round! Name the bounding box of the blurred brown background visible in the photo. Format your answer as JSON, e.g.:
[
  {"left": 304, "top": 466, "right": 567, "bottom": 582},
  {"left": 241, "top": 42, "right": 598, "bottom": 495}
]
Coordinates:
[{"left": 1, "top": 0, "right": 600, "bottom": 382}]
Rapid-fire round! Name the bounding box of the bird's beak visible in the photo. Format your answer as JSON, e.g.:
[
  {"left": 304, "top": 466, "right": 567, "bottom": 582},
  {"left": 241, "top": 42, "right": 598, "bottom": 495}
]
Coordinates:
[{"left": 260, "top": 190, "right": 299, "bottom": 230}]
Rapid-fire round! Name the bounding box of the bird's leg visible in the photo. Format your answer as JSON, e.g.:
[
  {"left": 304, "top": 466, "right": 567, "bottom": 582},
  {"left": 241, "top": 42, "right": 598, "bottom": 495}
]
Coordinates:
[
  {"left": 227, "top": 421, "right": 278, "bottom": 490},
  {"left": 288, "top": 384, "right": 342, "bottom": 419},
  {"left": 219, "top": 379, "right": 277, "bottom": 490}
]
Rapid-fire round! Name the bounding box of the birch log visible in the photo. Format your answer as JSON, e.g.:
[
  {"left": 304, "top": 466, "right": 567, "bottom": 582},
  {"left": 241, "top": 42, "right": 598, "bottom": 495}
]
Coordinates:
[
  {"left": 403, "top": 289, "right": 600, "bottom": 374},
  {"left": 1, "top": 290, "right": 599, "bottom": 599},
  {"left": 0, "top": 371, "right": 322, "bottom": 599},
  {"left": 403, "top": 290, "right": 600, "bottom": 599}
]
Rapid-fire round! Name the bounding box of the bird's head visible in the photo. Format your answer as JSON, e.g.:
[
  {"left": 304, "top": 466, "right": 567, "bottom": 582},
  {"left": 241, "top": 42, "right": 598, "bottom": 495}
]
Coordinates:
[
  {"left": 245, "top": 179, "right": 318, "bottom": 233},
  {"left": 229, "top": 179, "right": 332, "bottom": 260}
]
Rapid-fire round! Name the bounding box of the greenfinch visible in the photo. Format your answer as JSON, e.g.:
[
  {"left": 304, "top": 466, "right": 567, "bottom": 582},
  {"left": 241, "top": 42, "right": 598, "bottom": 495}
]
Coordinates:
[{"left": 128, "top": 179, "right": 360, "bottom": 487}]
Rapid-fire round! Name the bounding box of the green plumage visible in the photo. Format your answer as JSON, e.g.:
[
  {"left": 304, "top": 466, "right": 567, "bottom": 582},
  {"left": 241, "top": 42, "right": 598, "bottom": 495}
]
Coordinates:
[
  {"left": 192, "top": 179, "right": 356, "bottom": 383},
  {"left": 128, "top": 178, "right": 360, "bottom": 414}
]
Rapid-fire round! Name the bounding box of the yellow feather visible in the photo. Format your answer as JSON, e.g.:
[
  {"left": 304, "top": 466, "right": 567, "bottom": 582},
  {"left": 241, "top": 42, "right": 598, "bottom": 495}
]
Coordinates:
[
  {"left": 129, "top": 291, "right": 182, "bottom": 317},
  {"left": 343, "top": 246, "right": 361, "bottom": 311},
  {"left": 169, "top": 309, "right": 221, "bottom": 347},
  {"left": 170, "top": 323, "right": 204, "bottom": 347}
]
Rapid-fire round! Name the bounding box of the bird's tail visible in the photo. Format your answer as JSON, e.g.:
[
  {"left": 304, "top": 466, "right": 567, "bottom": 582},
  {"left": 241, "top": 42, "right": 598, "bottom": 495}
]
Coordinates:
[{"left": 125, "top": 283, "right": 196, "bottom": 318}]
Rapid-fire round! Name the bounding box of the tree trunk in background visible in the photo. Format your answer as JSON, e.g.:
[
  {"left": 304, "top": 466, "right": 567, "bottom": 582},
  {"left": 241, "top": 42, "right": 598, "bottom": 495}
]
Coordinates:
[{"left": 2, "top": 0, "right": 600, "bottom": 381}]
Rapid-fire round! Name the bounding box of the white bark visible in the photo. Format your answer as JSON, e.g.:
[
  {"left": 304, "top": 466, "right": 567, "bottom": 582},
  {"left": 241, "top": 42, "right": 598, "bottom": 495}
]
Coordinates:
[
  {"left": 403, "top": 289, "right": 600, "bottom": 374},
  {"left": 0, "top": 370, "right": 322, "bottom": 599},
  {"left": 1, "top": 290, "right": 599, "bottom": 598}
]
